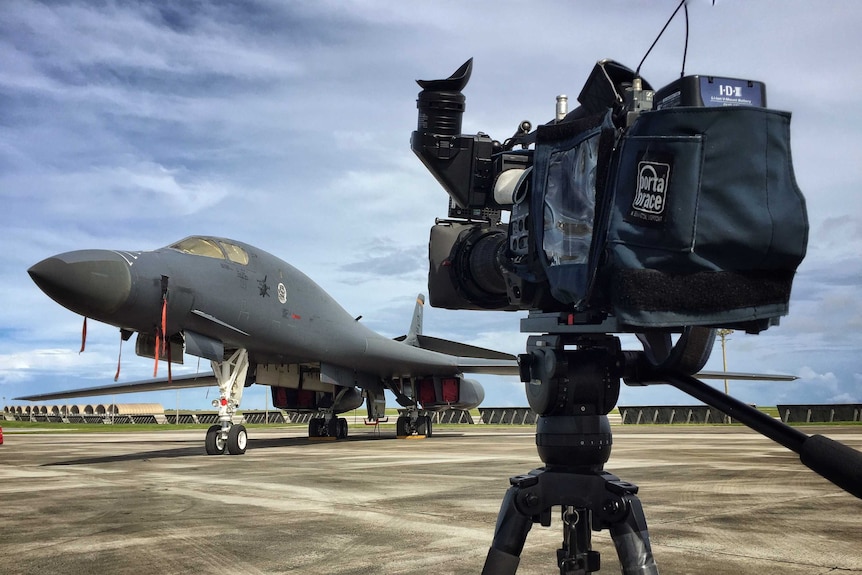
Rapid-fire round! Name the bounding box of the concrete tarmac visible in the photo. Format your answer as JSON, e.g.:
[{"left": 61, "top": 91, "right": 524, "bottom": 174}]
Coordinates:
[{"left": 0, "top": 424, "right": 860, "bottom": 575}]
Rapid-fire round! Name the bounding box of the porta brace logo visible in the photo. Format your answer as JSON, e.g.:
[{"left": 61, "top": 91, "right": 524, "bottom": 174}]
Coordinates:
[{"left": 629, "top": 160, "right": 671, "bottom": 224}]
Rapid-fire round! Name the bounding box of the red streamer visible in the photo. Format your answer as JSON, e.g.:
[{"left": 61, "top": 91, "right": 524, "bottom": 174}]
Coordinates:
[
  {"left": 79, "top": 317, "right": 87, "bottom": 354},
  {"left": 161, "top": 293, "right": 168, "bottom": 338},
  {"left": 153, "top": 327, "right": 160, "bottom": 378},
  {"left": 153, "top": 291, "right": 168, "bottom": 378},
  {"left": 114, "top": 333, "right": 123, "bottom": 382}
]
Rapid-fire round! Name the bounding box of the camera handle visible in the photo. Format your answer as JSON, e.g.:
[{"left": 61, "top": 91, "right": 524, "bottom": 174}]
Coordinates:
[{"left": 624, "top": 353, "right": 862, "bottom": 499}]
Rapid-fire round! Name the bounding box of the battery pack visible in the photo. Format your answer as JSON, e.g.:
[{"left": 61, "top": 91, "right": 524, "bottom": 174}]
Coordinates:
[{"left": 654, "top": 75, "right": 766, "bottom": 109}]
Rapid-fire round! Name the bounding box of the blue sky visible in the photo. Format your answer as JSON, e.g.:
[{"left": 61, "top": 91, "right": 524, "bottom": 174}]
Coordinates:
[{"left": 2, "top": 0, "right": 860, "bottom": 412}]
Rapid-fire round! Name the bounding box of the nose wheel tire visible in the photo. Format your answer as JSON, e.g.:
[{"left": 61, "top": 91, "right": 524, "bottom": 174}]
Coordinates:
[
  {"left": 205, "top": 424, "right": 226, "bottom": 455},
  {"left": 227, "top": 424, "right": 248, "bottom": 455},
  {"left": 205, "top": 424, "right": 247, "bottom": 455}
]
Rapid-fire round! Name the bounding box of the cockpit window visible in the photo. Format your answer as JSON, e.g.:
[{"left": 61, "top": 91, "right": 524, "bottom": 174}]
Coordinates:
[
  {"left": 168, "top": 236, "right": 250, "bottom": 265},
  {"left": 169, "top": 237, "right": 226, "bottom": 260},
  {"left": 219, "top": 241, "right": 249, "bottom": 265}
]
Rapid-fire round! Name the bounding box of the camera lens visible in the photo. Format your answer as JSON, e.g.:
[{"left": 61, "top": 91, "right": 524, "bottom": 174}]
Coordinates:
[{"left": 466, "top": 230, "right": 507, "bottom": 297}]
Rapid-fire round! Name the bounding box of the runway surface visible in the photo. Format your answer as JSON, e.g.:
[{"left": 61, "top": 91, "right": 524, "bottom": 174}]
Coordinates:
[{"left": 0, "top": 424, "right": 860, "bottom": 574}]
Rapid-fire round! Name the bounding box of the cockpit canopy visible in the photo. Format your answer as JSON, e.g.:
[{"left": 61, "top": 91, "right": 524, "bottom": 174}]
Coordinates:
[{"left": 168, "top": 236, "right": 249, "bottom": 265}]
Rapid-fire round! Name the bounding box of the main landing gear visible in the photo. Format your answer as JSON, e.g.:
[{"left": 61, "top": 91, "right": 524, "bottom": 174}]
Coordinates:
[
  {"left": 308, "top": 415, "right": 349, "bottom": 440},
  {"left": 396, "top": 410, "right": 433, "bottom": 438},
  {"left": 388, "top": 380, "right": 434, "bottom": 439},
  {"left": 307, "top": 387, "right": 356, "bottom": 440},
  {"left": 205, "top": 348, "right": 250, "bottom": 455}
]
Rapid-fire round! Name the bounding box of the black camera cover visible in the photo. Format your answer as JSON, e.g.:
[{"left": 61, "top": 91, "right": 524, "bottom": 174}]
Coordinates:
[
  {"left": 604, "top": 106, "right": 808, "bottom": 330},
  {"left": 533, "top": 106, "right": 808, "bottom": 331}
]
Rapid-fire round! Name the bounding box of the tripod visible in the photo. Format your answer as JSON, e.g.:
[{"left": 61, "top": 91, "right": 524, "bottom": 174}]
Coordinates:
[
  {"left": 482, "top": 334, "right": 657, "bottom": 575},
  {"left": 481, "top": 316, "right": 862, "bottom": 574}
]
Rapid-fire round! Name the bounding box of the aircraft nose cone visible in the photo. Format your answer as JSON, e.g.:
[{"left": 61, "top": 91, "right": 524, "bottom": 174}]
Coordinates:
[{"left": 28, "top": 250, "right": 132, "bottom": 318}]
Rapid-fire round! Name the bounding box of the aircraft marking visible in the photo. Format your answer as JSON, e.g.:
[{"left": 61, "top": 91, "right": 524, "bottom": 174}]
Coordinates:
[
  {"left": 111, "top": 250, "right": 139, "bottom": 266},
  {"left": 258, "top": 275, "right": 270, "bottom": 297}
]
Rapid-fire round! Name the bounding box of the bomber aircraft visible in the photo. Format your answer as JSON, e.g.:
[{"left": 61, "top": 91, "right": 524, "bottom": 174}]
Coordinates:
[{"left": 21, "top": 236, "right": 519, "bottom": 455}]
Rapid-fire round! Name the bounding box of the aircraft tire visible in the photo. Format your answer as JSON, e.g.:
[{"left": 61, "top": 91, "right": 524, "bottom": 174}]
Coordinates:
[
  {"left": 326, "top": 417, "right": 339, "bottom": 438},
  {"left": 337, "top": 418, "right": 348, "bottom": 439},
  {"left": 308, "top": 418, "right": 321, "bottom": 438},
  {"left": 396, "top": 416, "right": 407, "bottom": 437},
  {"left": 424, "top": 416, "right": 433, "bottom": 437},
  {"left": 205, "top": 424, "right": 226, "bottom": 455},
  {"left": 227, "top": 424, "right": 248, "bottom": 455}
]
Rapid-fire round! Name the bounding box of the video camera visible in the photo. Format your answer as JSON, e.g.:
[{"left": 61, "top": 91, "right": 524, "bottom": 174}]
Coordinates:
[{"left": 412, "top": 58, "right": 808, "bottom": 334}]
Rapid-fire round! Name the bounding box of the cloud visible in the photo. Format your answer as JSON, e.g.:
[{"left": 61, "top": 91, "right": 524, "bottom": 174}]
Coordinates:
[
  {"left": 0, "top": 348, "right": 108, "bottom": 385},
  {"left": 796, "top": 366, "right": 839, "bottom": 385},
  {"left": 4, "top": 162, "right": 230, "bottom": 223},
  {"left": 828, "top": 392, "right": 860, "bottom": 404},
  {"left": 338, "top": 240, "right": 427, "bottom": 280},
  {"left": 2, "top": 0, "right": 861, "bottom": 411}
]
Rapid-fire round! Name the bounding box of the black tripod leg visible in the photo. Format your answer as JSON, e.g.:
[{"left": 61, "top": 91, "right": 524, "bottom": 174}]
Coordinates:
[
  {"left": 608, "top": 496, "right": 658, "bottom": 575},
  {"left": 482, "top": 483, "right": 534, "bottom": 575}
]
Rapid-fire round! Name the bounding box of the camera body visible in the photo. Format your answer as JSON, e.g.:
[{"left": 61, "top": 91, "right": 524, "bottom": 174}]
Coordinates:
[{"left": 412, "top": 59, "right": 808, "bottom": 334}]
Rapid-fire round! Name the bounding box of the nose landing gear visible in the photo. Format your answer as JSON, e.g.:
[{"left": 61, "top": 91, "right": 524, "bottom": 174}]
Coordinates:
[{"left": 204, "top": 348, "right": 250, "bottom": 455}]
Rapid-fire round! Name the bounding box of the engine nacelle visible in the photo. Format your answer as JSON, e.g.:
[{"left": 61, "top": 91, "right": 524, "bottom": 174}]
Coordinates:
[
  {"left": 271, "top": 386, "right": 363, "bottom": 413},
  {"left": 259, "top": 362, "right": 368, "bottom": 413},
  {"left": 412, "top": 375, "right": 485, "bottom": 411}
]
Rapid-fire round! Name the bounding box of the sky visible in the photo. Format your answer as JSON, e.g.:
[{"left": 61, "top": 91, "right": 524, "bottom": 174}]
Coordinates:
[{"left": 2, "top": 0, "right": 861, "bottom": 413}]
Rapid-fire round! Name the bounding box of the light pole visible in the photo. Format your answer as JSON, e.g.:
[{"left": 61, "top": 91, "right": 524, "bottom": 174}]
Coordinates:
[{"left": 717, "top": 329, "right": 734, "bottom": 394}]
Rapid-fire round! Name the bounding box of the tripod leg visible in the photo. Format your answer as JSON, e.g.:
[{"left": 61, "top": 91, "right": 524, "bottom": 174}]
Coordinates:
[
  {"left": 608, "top": 496, "right": 658, "bottom": 575},
  {"left": 482, "top": 484, "right": 534, "bottom": 575}
]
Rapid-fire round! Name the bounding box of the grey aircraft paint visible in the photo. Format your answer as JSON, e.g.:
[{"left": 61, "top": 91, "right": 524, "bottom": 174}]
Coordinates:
[{"left": 23, "top": 236, "right": 518, "bottom": 454}]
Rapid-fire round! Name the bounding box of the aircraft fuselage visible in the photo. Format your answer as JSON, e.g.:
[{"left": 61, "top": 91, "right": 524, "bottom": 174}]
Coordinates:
[
  {"left": 29, "top": 236, "right": 464, "bottom": 380},
  {"left": 26, "top": 236, "right": 511, "bottom": 451}
]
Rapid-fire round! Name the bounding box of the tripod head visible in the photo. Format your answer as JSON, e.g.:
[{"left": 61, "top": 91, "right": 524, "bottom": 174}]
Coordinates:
[
  {"left": 517, "top": 317, "right": 715, "bottom": 473},
  {"left": 520, "top": 334, "right": 622, "bottom": 470}
]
